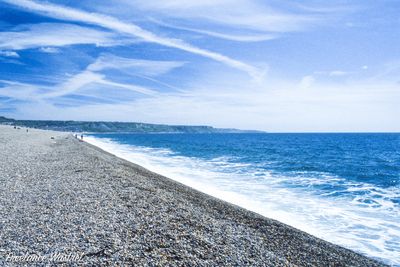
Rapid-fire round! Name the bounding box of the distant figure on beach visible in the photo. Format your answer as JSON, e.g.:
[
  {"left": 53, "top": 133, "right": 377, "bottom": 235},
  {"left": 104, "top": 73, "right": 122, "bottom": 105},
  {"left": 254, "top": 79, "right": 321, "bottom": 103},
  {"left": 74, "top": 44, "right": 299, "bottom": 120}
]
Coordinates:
[
  {"left": 26, "top": 129, "right": 28, "bottom": 133},
  {"left": 81, "top": 134, "right": 83, "bottom": 140},
  {"left": 74, "top": 134, "right": 78, "bottom": 138}
]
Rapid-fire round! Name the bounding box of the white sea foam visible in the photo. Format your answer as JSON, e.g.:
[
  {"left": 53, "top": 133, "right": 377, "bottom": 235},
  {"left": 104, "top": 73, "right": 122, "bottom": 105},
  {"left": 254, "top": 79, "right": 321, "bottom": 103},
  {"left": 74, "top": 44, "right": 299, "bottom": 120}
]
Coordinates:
[{"left": 85, "top": 136, "right": 400, "bottom": 266}]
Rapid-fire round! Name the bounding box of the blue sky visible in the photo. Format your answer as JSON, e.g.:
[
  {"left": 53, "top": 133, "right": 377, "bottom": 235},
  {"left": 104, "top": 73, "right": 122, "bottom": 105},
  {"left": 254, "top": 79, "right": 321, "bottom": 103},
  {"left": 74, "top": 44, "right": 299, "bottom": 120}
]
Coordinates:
[{"left": 0, "top": 0, "right": 399, "bottom": 131}]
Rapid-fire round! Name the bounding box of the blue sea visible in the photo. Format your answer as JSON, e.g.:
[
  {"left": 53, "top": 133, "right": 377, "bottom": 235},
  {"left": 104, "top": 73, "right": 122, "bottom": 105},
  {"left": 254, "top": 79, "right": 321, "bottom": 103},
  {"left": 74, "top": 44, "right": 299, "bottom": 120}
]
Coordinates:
[{"left": 86, "top": 133, "right": 400, "bottom": 265}]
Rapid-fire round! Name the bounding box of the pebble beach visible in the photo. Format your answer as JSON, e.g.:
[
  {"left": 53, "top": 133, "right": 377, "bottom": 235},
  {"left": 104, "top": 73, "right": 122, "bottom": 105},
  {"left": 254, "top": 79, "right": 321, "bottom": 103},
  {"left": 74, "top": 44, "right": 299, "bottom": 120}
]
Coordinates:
[{"left": 0, "top": 126, "right": 386, "bottom": 266}]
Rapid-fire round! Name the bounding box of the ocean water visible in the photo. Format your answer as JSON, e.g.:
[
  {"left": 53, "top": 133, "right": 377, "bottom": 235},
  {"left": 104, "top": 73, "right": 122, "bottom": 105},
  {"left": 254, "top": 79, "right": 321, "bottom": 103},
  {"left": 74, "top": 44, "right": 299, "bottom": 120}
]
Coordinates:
[{"left": 85, "top": 133, "right": 400, "bottom": 265}]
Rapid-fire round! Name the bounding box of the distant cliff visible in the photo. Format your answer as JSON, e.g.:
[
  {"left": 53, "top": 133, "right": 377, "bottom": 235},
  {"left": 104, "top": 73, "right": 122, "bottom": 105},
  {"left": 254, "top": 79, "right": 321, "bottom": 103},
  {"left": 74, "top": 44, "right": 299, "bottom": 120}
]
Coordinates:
[{"left": 0, "top": 116, "right": 262, "bottom": 133}]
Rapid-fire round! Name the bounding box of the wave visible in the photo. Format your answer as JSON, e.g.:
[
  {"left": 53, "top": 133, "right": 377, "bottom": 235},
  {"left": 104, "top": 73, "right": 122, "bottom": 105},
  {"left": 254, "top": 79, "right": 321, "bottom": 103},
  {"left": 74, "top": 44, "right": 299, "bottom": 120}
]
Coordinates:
[{"left": 85, "top": 136, "right": 400, "bottom": 266}]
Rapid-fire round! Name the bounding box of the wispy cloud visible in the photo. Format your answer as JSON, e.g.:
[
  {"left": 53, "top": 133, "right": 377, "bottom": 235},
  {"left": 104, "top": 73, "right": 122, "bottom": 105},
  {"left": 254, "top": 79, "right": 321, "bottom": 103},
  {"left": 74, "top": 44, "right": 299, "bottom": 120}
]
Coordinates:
[
  {"left": 40, "top": 70, "right": 157, "bottom": 99},
  {"left": 152, "top": 19, "right": 278, "bottom": 42},
  {"left": 328, "top": 70, "right": 350, "bottom": 77},
  {"left": 314, "top": 70, "right": 352, "bottom": 77},
  {"left": 0, "top": 80, "right": 40, "bottom": 100},
  {"left": 39, "top": 47, "right": 60, "bottom": 53},
  {"left": 40, "top": 55, "right": 171, "bottom": 99},
  {"left": 88, "top": 54, "right": 185, "bottom": 76},
  {"left": 0, "top": 54, "right": 184, "bottom": 104},
  {"left": 97, "top": 79, "right": 157, "bottom": 96},
  {"left": 129, "top": 0, "right": 318, "bottom": 32},
  {"left": 2, "top": 0, "right": 262, "bottom": 78},
  {"left": 0, "top": 50, "right": 20, "bottom": 58},
  {"left": 0, "top": 23, "right": 130, "bottom": 50},
  {"left": 0, "top": 70, "right": 156, "bottom": 104},
  {"left": 40, "top": 71, "right": 104, "bottom": 99}
]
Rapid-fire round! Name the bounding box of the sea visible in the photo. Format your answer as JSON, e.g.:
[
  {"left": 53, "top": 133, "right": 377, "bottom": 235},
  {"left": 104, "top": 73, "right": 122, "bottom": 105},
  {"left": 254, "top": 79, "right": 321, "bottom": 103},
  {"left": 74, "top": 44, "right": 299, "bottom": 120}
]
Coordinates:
[{"left": 85, "top": 133, "right": 400, "bottom": 266}]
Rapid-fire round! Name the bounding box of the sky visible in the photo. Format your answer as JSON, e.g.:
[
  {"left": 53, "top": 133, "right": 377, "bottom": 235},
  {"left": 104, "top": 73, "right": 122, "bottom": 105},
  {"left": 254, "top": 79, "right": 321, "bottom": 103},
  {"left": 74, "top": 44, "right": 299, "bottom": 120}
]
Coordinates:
[{"left": 0, "top": 0, "right": 399, "bottom": 132}]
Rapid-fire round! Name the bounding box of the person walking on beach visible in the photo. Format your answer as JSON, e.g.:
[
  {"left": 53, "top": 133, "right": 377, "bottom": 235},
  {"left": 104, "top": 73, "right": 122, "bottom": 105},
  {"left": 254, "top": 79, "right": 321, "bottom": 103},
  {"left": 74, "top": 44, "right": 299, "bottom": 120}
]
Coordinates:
[{"left": 81, "top": 134, "right": 84, "bottom": 140}]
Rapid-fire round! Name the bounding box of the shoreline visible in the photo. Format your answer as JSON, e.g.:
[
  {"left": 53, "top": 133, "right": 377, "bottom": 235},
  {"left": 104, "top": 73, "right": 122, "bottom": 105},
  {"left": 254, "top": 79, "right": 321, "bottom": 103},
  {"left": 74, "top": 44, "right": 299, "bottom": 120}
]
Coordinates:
[{"left": 0, "top": 125, "right": 386, "bottom": 266}]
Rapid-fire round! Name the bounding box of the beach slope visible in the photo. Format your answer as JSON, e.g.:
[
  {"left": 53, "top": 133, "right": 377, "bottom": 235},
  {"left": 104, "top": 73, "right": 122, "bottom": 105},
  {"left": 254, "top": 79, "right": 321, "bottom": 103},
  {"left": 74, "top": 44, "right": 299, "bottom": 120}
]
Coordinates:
[{"left": 0, "top": 126, "right": 386, "bottom": 266}]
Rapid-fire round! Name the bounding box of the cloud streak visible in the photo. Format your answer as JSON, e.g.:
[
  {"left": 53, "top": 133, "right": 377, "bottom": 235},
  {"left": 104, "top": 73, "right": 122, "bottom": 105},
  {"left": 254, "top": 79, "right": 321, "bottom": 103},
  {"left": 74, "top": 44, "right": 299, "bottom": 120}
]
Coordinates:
[
  {"left": 39, "top": 47, "right": 60, "bottom": 53},
  {"left": 2, "top": 0, "right": 262, "bottom": 78},
  {"left": 88, "top": 54, "right": 185, "bottom": 76},
  {"left": 0, "top": 50, "right": 20, "bottom": 58},
  {"left": 0, "top": 54, "right": 184, "bottom": 104},
  {"left": 129, "top": 0, "right": 318, "bottom": 33},
  {"left": 152, "top": 19, "right": 278, "bottom": 42},
  {"left": 0, "top": 23, "right": 133, "bottom": 50}
]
